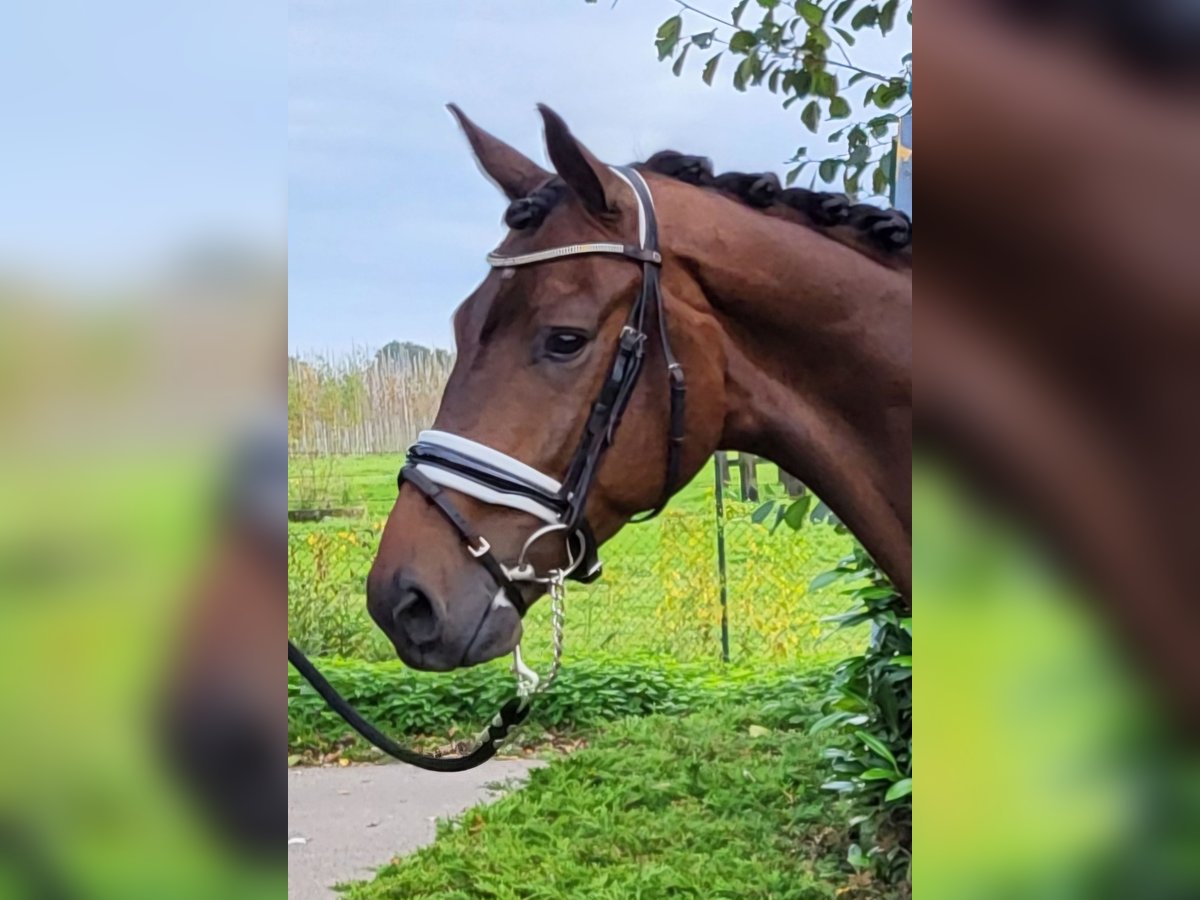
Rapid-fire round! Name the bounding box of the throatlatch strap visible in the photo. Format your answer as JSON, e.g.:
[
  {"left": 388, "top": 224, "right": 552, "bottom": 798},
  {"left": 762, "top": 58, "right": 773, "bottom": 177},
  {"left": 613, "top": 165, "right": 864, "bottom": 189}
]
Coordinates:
[{"left": 288, "top": 641, "right": 529, "bottom": 772}]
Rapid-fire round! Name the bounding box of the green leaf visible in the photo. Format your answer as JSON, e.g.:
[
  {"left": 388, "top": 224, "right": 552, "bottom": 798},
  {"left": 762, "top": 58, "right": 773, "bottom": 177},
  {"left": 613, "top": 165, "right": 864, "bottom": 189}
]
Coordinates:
[
  {"left": 843, "top": 168, "right": 860, "bottom": 194},
  {"left": 848, "top": 70, "right": 871, "bottom": 86},
  {"left": 733, "top": 56, "right": 755, "bottom": 91},
  {"left": 729, "top": 29, "right": 758, "bottom": 53},
  {"left": 809, "top": 570, "right": 841, "bottom": 591},
  {"left": 691, "top": 29, "right": 717, "bottom": 49},
  {"left": 821, "top": 780, "right": 858, "bottom": 793},
  {"left": 855, "top": 585, "right": 897, "bottom": 600},
  {"left": 732, "top": 0, "right": 751, "bottom": 26},
  {"left": 796, "top": 1, "right": 824, "bottom": 27},
  {"left": 809, "top": 710, "right": 853, "bottom": 734},
  {"left": 783, "top": 70, "right": 813, "bottom": 99},
  {"left": 879, "top": 0, "right": 899, "bottom": 34},
  {"left": 808, "top": 25, "right": 832, "bottom": 49},
  {"left": 810, "top": 499, "right": 839, "bottom": 524},
  {"left": 750, "top": 500, "right": 775, "bottom": 524},
  {"left": 823, "top": 610, "right": 874, "bottom": 628},
  {"left": 768, "top": 67, "right": 782, "bottom": 93},
  {"left": 859, "top": 767, "right": 897, "bottom": 780},
  {"left": 655, "top": 15, "right": 683, "bottom": 61},
  {"left": 873, "top": 78, "right": 908, "bottom": 108},
  {"left": 872, "top": 162, "right": 889, "bottom": 195},
  {"left": 834, "top": 27, "right": 856, "bottom": 45},
  {"left": 828, "top": 95, "right": 851, "bottom": 118},
  {"left": 885, "top": 777, "right": 912, "bottom": 801},
  {"left": 813, "top": 70, "right": 838, "bottom": 97},
  {"left": 785, "top": 162, "right": 808, "bottom": 186},
  {"left": 783, "top": 495, "right": 811, "bottom": 529},
  {"left": 854, "top": 730, "right": 899, "bottom": 770},
  {"left": 879, "top": 142, "right": 897, "bottom": 179},
  {"left": 672, "top": 43, "right": 691, "bottom": 77},
  {"left": 850, "top": 5, "right": 878, "bottom": 29},
  {"left": 832, "top": 0, "right": 856, "bottom": 23},
  {"left": 800, "top": 99, "right": 821, "bottom": 132},
  {"left": 702, "top": 52, "right": 722, "bottom": 85}
]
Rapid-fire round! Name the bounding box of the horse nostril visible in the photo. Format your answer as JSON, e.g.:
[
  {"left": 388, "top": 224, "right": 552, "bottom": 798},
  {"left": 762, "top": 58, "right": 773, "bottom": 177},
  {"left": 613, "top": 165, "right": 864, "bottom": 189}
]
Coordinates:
[{"left": 392, "top": 579, "right": 442, "bottom": 646}]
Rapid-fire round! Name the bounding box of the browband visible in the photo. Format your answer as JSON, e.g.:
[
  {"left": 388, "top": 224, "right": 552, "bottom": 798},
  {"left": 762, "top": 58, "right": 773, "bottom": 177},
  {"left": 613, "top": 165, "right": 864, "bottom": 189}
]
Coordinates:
[{"left": 485, "top": 244, "right": 661, "bottom": 268}]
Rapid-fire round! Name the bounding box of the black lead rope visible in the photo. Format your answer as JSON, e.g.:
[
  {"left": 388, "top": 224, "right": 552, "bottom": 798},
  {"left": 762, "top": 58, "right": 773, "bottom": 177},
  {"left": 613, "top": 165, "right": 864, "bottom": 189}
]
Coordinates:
[{"left": 288, "top": 641, "right": 530, "bottom": 773}]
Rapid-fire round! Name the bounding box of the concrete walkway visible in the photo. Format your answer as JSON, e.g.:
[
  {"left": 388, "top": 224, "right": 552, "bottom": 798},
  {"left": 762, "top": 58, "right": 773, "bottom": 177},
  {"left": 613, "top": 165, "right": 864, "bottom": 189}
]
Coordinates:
[{"left": 287, "top": 759, "right": 543, "bottom": 900}]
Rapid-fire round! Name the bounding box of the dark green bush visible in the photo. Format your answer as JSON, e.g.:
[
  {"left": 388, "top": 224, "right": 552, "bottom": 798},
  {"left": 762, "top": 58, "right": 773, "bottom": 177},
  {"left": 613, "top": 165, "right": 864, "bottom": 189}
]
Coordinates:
[
  {"left": 812, "top": 544, "right": 912, "bottom": 885},
  {"left": 288, "top": 654, "right": 827, "bottom": 754}
]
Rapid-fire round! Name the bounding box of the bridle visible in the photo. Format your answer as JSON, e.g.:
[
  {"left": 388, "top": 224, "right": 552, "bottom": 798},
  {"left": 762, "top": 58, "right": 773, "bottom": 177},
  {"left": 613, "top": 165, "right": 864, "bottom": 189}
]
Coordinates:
[
  {"left": 287, "top": 165, "right": 686, "bottom": 771},
  {"left": 399, "top": 165, "right": 685, "bottom": 615}
]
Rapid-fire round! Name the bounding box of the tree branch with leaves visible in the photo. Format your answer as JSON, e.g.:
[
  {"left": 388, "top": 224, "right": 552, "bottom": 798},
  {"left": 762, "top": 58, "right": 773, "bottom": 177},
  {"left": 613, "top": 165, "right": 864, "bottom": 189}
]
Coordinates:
[{"left": 650, "top": 0, "right": 912, "bottom": 198}]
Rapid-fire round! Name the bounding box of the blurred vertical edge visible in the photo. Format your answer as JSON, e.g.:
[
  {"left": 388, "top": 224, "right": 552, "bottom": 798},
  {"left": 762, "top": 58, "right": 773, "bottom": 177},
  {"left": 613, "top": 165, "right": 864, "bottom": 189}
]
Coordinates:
[
  {"left": 920, "top": 1, "right": 1200, "bottom": 898},
  {"left": 0, "top": 1, "right": 285, "bottom": 897}
]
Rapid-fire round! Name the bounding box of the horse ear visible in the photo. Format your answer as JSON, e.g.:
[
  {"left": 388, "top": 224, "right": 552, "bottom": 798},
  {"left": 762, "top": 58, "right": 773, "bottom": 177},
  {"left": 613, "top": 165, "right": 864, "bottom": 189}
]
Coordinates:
[
  {"left": 447, "top": 104, "right": 550, "bottom": 201},
  {"left": 538, "top": 104, "right": 624, "bottom": 218}
]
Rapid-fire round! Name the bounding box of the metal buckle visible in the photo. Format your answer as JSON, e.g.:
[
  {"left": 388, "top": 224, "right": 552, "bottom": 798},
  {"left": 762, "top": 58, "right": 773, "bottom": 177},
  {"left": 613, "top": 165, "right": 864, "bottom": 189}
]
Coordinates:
[
  {"left": 618, "top": 326, "right": 647, "bottom": 354},
  {"left": 467, "top": 536, "right": 491, "bottom": 558}
]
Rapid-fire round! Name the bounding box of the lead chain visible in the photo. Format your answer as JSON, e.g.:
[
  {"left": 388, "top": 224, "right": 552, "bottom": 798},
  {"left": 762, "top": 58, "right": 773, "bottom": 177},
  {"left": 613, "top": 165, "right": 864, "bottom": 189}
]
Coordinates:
[{"left": 511, "top": 571, "right": 566, "bottom": 706}]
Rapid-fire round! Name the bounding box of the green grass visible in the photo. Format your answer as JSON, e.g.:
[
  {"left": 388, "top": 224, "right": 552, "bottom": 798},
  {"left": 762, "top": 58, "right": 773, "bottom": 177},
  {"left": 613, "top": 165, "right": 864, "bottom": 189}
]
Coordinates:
[
  {"left": 288, "top": 455, "right": 862, "bottom": 665},
  {"left": 341, "top": 695, "right": 902, "bottom": 900}
]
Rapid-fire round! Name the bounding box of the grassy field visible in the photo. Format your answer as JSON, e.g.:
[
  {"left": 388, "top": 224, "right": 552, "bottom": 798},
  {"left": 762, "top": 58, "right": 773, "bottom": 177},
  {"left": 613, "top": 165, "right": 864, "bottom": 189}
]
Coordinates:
[
  {"left": 288, "top": 454, "right": 863, "bottom": 666},
  {"left": 341, "top": 693, "right": 901, "bottom": 900}
]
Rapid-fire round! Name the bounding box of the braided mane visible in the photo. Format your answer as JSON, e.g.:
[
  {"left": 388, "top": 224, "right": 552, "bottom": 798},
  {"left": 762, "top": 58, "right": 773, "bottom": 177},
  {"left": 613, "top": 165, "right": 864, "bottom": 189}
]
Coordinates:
[{"left": 503, "top": 151, "right": 911, "bottom": 271}]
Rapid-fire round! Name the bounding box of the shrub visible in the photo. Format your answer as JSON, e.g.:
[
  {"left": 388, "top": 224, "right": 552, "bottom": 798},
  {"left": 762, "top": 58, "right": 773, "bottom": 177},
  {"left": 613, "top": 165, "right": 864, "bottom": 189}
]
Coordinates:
[
  {"left": 812, "top": 545, "right": 912, "bottom": 885},
  {"left": 288, "top": 654, "right": 829, "bottom": 756}
]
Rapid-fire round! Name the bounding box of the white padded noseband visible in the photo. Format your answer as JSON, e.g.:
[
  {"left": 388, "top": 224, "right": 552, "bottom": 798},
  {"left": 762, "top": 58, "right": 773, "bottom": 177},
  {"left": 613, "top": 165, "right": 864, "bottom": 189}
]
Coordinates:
[{"left": 409, "top": 430, "right": 566, "bottom": 525}]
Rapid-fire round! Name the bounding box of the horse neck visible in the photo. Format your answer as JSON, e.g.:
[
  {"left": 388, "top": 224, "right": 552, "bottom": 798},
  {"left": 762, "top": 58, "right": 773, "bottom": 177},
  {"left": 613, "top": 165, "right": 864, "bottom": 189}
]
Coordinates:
[{"left": 668, "top": 187, "right": 912, "bottom": 596}]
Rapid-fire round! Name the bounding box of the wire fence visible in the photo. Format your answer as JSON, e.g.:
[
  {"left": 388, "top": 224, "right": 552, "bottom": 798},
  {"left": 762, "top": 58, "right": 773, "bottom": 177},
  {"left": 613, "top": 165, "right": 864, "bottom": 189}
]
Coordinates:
[{"left": 288, "top": 452, "right": 864, "bottom": 668}]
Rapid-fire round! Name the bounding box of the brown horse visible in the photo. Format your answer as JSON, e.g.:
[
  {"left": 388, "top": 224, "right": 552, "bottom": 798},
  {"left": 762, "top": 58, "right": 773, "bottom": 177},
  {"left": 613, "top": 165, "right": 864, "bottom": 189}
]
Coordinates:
[{"left": 367, "top": 105, "right": 911, "bottom": 671}]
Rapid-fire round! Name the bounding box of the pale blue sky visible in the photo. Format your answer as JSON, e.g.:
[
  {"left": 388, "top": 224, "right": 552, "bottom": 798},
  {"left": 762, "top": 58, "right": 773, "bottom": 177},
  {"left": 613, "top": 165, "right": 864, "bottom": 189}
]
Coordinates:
[
  {"left": 288, "top": 0, "right": 910, "bottom": 354},
  {"left": 0, "top": 1, "right": 286, "bottom": 283}
]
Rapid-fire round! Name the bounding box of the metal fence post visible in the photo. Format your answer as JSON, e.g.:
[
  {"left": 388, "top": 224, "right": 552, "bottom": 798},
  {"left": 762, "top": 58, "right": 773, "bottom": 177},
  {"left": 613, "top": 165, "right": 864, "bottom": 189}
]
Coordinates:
[
  {"left": 713, "top": 453, "right": 731, "bottom": 663},
  {"left": 738, "top": 452, "right": 759, "bottom": 501}
]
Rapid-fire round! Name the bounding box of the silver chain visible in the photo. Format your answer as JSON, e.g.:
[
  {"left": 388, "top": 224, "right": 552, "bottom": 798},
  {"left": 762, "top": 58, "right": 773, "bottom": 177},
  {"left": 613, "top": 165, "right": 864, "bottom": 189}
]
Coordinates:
[
  {"left": 511, "top": 569, "right": 566, "bottom": 703},
  {"left": 545, "top": 573, "right": 566, "bottom": 689}
]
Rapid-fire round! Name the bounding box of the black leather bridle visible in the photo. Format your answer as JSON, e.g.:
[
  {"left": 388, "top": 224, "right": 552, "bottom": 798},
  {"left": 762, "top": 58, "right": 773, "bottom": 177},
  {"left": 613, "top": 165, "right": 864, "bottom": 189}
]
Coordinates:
[
  {"left": 398, "top": 164, "right": 686, "bottom": 615},
  {"left": 287, "top": 165, "right": 686, "bottom": 772}
]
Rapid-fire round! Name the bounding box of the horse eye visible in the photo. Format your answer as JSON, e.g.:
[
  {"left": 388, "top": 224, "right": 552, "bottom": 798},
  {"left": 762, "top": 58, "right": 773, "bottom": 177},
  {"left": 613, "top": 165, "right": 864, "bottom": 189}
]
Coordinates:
[{"left": 543, "top": 330, "right": 589, "bottom": 360}]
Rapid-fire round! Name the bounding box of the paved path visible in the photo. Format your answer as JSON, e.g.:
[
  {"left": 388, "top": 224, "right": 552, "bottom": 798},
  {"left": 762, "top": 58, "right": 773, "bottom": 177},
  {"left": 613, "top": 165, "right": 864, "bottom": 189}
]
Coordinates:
[{"left": 287, "top": 759, "right": 542, "bottom": 900}]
